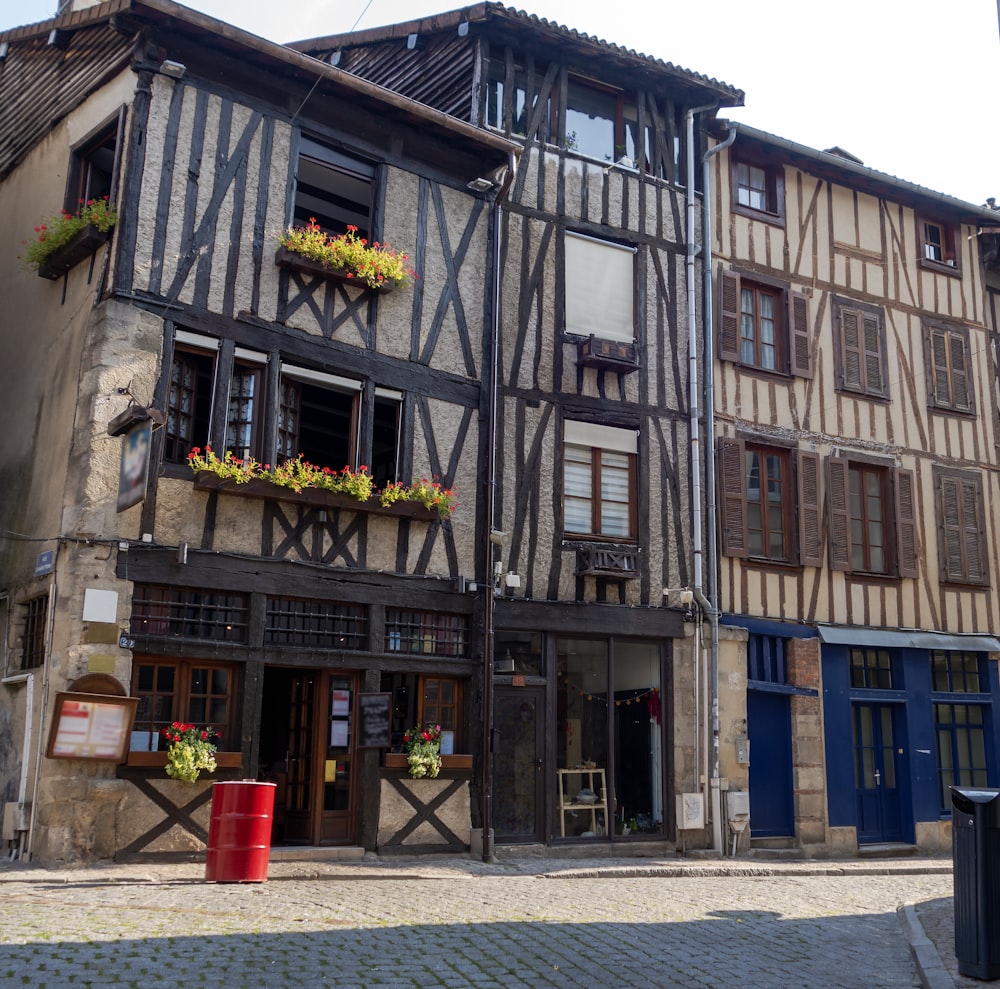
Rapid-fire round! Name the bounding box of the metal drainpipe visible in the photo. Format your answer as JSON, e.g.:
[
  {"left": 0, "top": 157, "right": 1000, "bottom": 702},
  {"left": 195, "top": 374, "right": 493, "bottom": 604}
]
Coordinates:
[
  {"left": 684, "top": 101, "right": 721, "bottom": 852},
  {"left": 481, "top": 153, "right": 517, "bottom": 863},
  {"left": 701, "top": 123, "right": 737, "bottom": 854}
]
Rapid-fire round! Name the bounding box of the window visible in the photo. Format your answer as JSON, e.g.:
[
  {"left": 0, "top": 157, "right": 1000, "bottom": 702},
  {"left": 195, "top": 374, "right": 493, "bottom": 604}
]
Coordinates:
[
  {"left": 932, "top": 650, "right": 982, "bottom": 693},
  {"left": 295, "top": 137, "right": 373, "bottom": 239},
  {"left": 850, "top": 647, "right": 893, "bottom": 689},
  {"left": 718, "top": 270, "right": 811, "bottom": 377},
  {"left": 278, "top": 365, "right": 360, "bottom": 467},
  {"left": 747, "top": 634, "right": 787, "bottom": 684},
  {"left": 18, "top": 595, "right": 48, "bottom": 671},
  {"left": 917, "top": 212, "right": 960, "bottom": 273},
  {"left": 564, "top": 421, "right": 637, "bottom": 540},
  {"left": 485, "top": 59, "right": 551, "bottom": 142},
  {"left": 936, "top": 468, "right": 988, "bottom": 585},
  {"left": 833, "top": 298, "right": 888, "bottom": 399},
  {"left": 131, "top": 585, "right": 249, "bottom": 642},
  {"left": 131, "top": 658, "right": 238, "bottom": 750},
  {"left": 932, "top": 651, "right": 988, "bottom": 811},
  {"left": 164, "top": 331, "right": 219, "bottom": 464},
  {"left": 935, "top": 704, "right": 987, "bottom": 811},
  {"left": 718, "top": 440, "right": 821, "bottom": 566},
  {"left": 926, "top": 323, "right": 974, "bottom": 414},
  {"left": 731, "top": 151, "right": 784, "bottom": 222},
  {"left": 421, "top": 677, "right": 460, "bottom": 735},
  {"left": 564, "top": 232, "right": 635, "bottom": 343},
  {"left": 66, "top": 113, "right": 122, "bottom": 214},
  {"left": 385, "top": 610, "right": 468, "bottom": 657},
  {"left": 264, "top": 596, "right": 368, "bottom": 650},
  {"left": 827, "top": 458, "right": 917, "bottom": 577},
  {"left": 163, "top": 332, "right": 401, "bottom": 480}
]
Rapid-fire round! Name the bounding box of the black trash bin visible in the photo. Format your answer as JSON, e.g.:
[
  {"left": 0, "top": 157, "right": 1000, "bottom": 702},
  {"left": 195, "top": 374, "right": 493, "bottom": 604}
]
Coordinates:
[{"left": 951, "top": 786, "right": 1000, "bottom": 980}]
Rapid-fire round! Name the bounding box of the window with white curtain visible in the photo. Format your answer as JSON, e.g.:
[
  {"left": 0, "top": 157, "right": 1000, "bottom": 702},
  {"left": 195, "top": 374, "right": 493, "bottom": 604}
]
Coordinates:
[
  {"left": 563, "top": 420, "right": 637, "bottom": 539},
  {"left": 564, "top": 232, "right": 635, "bottom": 343}
]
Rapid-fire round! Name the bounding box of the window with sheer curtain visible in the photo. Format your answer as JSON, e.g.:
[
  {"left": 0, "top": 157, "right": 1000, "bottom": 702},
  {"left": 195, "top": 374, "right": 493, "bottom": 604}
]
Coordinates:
[{"left": 563, "top": 420, "right": 637, "bottom": 539}]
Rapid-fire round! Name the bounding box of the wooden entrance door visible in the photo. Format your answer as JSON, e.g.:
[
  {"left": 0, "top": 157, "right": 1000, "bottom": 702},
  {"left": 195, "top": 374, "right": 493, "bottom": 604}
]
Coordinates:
[
  {"left": 493, "top": 686, "right": 545, "bottom": 842},
  {"left": 264, "top": 668, "right": 358, "bottom": 846}
]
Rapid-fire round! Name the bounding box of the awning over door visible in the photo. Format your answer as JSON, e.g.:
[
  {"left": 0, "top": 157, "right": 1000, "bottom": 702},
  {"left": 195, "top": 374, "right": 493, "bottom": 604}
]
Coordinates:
[{"left": 816, "top": 626, "right": 1000, "bottom": 653}]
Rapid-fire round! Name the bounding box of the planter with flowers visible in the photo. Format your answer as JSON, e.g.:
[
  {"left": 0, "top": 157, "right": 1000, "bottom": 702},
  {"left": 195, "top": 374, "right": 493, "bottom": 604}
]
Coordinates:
[
  {"left": 188, "top": 447, "right": 456, "bottom": 520},
  {"left": 20, "top": 196, "right": 117, "bottom": 280},
  {"left": 276, "top": 219, "right": 416, "bottom": 293},
  {"left": 401, "top": 723, "right": 443, "bottom": 779},
  {"left": 160, "top": 722, "right": 218, "bottom": 783}
]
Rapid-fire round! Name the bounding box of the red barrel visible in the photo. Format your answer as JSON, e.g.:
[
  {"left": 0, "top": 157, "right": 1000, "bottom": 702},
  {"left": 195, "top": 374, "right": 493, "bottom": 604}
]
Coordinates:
[{"left": 205, "top": 781, "right": 276, "bottom": 883}]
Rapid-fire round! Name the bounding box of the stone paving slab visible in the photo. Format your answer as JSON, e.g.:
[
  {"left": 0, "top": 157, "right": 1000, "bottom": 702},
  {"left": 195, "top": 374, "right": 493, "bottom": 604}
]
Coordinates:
[{"left": 0, "top": 854, "right": 961, "bottom": 988}]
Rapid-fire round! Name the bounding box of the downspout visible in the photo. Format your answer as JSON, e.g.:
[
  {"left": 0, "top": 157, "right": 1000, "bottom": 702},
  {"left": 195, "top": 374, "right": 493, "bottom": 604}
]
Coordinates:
[
  {"left": 702, "top": 123, "right": 737, "bottom": 853},
  {"left": 481, "top": 152, "right": 517, "bottom": 863},
  {"left": 684, "top": 101, "right": 721, "bottom": 852}
]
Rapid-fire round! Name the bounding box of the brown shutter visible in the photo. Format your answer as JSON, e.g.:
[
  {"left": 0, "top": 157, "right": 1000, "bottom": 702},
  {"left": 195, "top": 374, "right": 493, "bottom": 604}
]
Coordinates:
[
  {"left": 949, "top": 331, "right": 972, "bottom": 412},
  {"left": 940, "top": 475, "right": 963, "bottom": 581},
  {"left": 839, "top": 308, "right": 862, "bottom": 391},
  {"left": 718, "top": 269, "right": 741, "bottom": 362},
  {"left": 798, "top": 451, "right": 822, "bottom": 566},
  {"left": 718, "top": 437, "right": 748, "bottom": 558},
  {"left": 827, "top": 455, "right": 851, "bottom": 570},
  {"left": 789, "top": 290, "right": 812, "bottom": 378},
  {"left": 928, "top": 326, "right": 949, "bottom": 408},
  {"left": 862, "top": 312, "right": 884, "bottom": 396},
  {"left": 962, "top": 476, "right": 986, "bottom": 583},
  {"left": 894, "top": 467, "right": 918, "bottom": 579}
]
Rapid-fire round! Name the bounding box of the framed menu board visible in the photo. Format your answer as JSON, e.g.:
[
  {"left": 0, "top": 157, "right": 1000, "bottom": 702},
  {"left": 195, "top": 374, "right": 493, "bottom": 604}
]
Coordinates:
[
  {"left": 357, "top": 692, "right": 391, "bottom": 749},
  {"left": 46, "top": 692, "right": 139, "bottom": 762}
]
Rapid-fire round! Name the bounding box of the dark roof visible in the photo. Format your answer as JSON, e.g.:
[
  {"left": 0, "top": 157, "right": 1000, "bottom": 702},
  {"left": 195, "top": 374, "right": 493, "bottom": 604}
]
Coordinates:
[
  {"left": 289, "top": 2, "right": 744, "bottom": 106},
  {"left": 0, "top": 0, "right": 519, "bottom": 180},
  {"left": 721, "top": 121, "right": 996, "bottom": 222}
]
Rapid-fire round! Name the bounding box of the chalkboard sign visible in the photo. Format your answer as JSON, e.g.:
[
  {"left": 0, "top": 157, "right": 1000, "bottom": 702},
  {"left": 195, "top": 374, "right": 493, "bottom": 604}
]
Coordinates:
[{"left": 358, "top": 692, "right": 391, "bottom": 748}]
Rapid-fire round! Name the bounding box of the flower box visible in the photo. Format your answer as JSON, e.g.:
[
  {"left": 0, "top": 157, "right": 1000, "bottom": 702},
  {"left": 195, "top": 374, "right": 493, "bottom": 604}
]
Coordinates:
[
  {"left": 125, "top": 751, "right": 242, "bottom": 769},
  {"left": 37, "top": 224, "right": 110, "bottom": 280},
  {"left": 577, "top": 334, "right": 639, "bottom": 373},
  {"left": 274, "top": 247, "right": 395, "bottom": 294},
  {"left": 384, "top": 753, "right": 473, "bottom": 770},
  {"left": 192, "top": 471, "right": 440, "bottom": 520}
]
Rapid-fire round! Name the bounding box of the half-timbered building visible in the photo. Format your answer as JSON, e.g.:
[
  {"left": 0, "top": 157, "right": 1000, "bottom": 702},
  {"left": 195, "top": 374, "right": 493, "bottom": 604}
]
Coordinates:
[
  {"left": 0, "top": 0, "right": 518, "bottom": 864},
  {"left": 292, "top": 4, "right": 744, "bottom": 850},
  {"left": 709, "top": 121, "right": 1000, "bottom": 855}
]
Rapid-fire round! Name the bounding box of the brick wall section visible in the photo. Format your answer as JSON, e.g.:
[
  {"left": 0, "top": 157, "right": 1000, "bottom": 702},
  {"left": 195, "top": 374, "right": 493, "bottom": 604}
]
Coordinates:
[{"left": 786, "top": 637, "right": 828, "bottom": 846}]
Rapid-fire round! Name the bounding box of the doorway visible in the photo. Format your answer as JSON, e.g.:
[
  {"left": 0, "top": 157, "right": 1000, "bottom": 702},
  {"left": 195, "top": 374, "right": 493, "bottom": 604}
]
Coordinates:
[
  {"left": 853, "top": 702, "right": 905, "bottom": 843},
  {"left": 493, "top": 686, "right": 545, "bottom": 842},
  {"left": 259, "top": 667, "right": 359, "bottom": 845}
]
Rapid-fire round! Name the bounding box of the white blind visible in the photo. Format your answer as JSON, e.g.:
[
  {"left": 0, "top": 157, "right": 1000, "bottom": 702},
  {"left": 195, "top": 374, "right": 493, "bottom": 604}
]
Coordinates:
[
  {"left": 564, "top": 420, "right": 637, "bottom": 454},
  {"left": 565, "top": 232, "right": 635, "bottom": 342},
  {"left": 280, "top": 364, "right": 362, "bottom": 392}
]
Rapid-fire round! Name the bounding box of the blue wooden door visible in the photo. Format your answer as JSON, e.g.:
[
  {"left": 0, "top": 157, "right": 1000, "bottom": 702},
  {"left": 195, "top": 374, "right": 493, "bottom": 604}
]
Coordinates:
[
  {"left": 853, "top": 703, "right": 903, "bottom": 843},
  {"left": 747, "top": 689, "right": 795, "bottom": 837}
]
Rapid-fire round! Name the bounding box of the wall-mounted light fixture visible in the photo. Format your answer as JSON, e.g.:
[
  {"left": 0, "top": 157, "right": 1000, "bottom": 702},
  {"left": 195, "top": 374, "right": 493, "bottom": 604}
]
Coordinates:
[
  {"left": 467, "top": 176, "right": 495, "bottom": 193},
  {"left": 159, "top": 59, "right": 186, "bottom": 79}
]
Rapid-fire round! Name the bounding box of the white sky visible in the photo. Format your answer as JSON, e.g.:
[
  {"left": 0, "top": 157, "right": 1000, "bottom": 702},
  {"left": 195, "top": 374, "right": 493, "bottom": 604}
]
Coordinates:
[{"left": 4, "top": 0, "right": 998, "bottom": 206}]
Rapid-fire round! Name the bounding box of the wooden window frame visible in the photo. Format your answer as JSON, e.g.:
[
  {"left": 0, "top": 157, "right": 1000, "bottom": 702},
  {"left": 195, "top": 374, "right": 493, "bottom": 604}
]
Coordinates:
[
  {"left": 64, "top": 109, "right": 125, "bottom": 216},
  {"left": 165, "top": 341, "right": 219, "bottom": 464},
  {"left": 717, "top": 438, "right": 821, "bottom": 566},
  {"left": 718, "top": 268, "right": 811, "bottom": 377},
  {"left": 934, "top": 702, "right": 987, "bottom": 812},
  {"left": 832, "top": 297, "right": 888, "bottom": 400},
  {"left": 564, "top": 75, "right": 629, "bottom": 164},
  {"left": 563, "top": 426, "right": 638, "bottom": 542},
  {"left": 129, "top": 656, "right": 240, "bottom": 754},
  {"left": 931, "top": 651, "right": 983, "bottom": 694},
  {"left": 294, "top": 136, "right": 374, "bottom": 240},
  {"left": 730, "top": 149, "right": 785, "bottom": 225},
  {"left": 420, "top": 676, "right": 462, "bottom": 742},
  {"left": 225, "top": 359, "right": 267, "bottom": 461},
  {"left": 827, "top": 457, "right": 917, "bottom": 578},
  {"left": 849, "top": 647, "right": 893, "bottom": 689},
  {"left": 925, "top": 322, "right": 975, "bottom": 415},
  {"left": 916, "top": 211, "right": 961, "bottom": 276},
  {"left": 935, "top": 467, "right": 988, "bottom": 586}
]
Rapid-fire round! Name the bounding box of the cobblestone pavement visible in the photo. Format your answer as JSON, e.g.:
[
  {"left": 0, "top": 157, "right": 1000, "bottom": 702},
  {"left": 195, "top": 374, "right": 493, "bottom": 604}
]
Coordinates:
[{"left": 0, "top": 856, "right": 958, "bottom": 988}]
